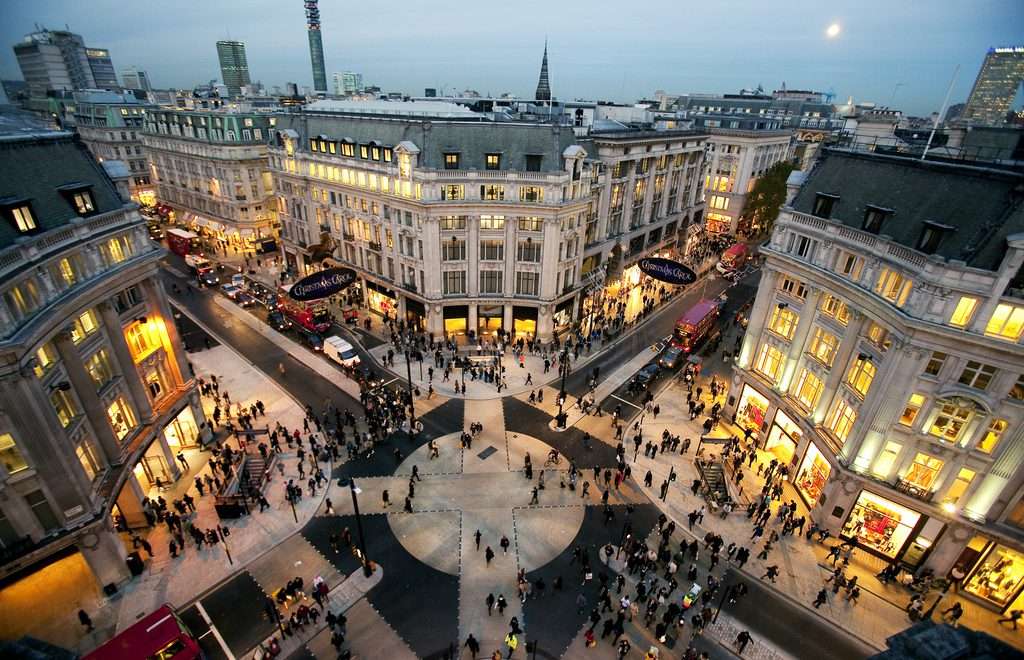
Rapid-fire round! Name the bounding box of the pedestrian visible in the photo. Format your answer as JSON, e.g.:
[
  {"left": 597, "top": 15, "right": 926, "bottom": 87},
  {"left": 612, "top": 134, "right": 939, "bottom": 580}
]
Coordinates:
[
  {"left": 530, "top": 486, "right": 539, "bottom": 505},
  {"left": 78, "top": 609, "right": 94, "bottom": 632},
  {"left": 762, "top": 565, "right": 779, "bottom": 583},
  {"left": 475, "top": 529, "right": 482, "bottom": 550},
  {"left": 504, "top": 632, "right": 518, "bottom": 658},
  {"left": 736, "top": 630, "right": 753, "bottom": 654},
  {"left": 486, "top": 546, "right": 495, "bottom": 565},
  {"left": 176, "top": 451, "right": 189, "bottom": 471},
  {"left": 813, "top": 588, "right": 828, "bottom": 609},
  {"left": 382, "top": 490, "right": 390, "bottom": 507},
  {"left": 465, "top": 634, "right": 481, "bottom": 657},
  {"left": 998, "top": 609, "right": 1024, "bottom": 630},
  {"left": 324, "top": 498, "right": 334, "bottom": 515},
  {"left": 486, "top": 593, "right": 496, "bottom": 615},
  {"left": 500, "top": 535, "right": 510, "bottom": 554},
  {"left": 497, "top": 594, "right": 508, "bottom": 614}
]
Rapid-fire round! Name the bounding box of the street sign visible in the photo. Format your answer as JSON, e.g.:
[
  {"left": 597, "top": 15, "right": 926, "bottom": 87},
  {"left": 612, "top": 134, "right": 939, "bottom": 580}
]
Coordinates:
[
  {"left": 637, "top": 257, "right": 696, "bottom": 285},
  {"left": 289, "top": 267, "right": 358, "bottom": 301}
]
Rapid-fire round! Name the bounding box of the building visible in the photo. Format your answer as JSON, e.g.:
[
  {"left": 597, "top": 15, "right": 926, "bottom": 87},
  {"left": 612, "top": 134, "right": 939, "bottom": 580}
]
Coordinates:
[
  {"left": 0, "top": 116, "right": 204, "bottom": 590},
  {"left": 332, "top": 72, "right": 363, "bottom": 97},
  {"left": 304, "top": 0, "right": 328, "bottom": 95},
  {"left": 269, "top": 100, "right": 707, "bottom": 339},
  {"left": 142, "top": 108, "right": 278, "bottom": 248},
  {"left": 535, "top": 41, "right": 551, "bottom": 101},
  {"left": 85, "top": 48, "right": 117, "bottom": 88},
  {"left": 726, "top": 147, "right": 1024, "bottom": 614},
  {"left": 961, "top": 47, "right": 1024, "bottom": 127},
  {"left": 215, "top": 40, "right": 251, "bottom": 98},
  {"left": 72, "top": 90, "right": 158, "bottom": 205},
  {"left": 120, "top": 66, "right": 152, "bottom": 92},
  {"left": 12, "top": 29, "right": 100, "bottom": 101},
  {"left": 694, "top": 116, "right": 793, "bottom": 235}
]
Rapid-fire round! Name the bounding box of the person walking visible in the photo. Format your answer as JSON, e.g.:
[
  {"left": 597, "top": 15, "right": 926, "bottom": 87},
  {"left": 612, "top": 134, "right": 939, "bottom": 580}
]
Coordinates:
[
  {"left": 465, "top": 634, "right": 481, "bottom": 657},
  {"left": 500, "top": 535, "right": 510, "bottom": 554},
  {"left": 382, "top": 490, "right": 390, "bottom": 507},
  {"left": 475, "top": 529, "right": 482, "bottom": 551},
  {"left": 497, "top": 594, "right": 508, "bottom": 615},
  {"left": 530, "top": 486, "right": 539, "bottom": 505},
  {"left": 998, "top": 609, "right": 1024, "bottom": 630},
  {"left": 486, "top": 593, "right": 496, "bottom": 615},
  {"left": 736, "top": 630, "right": 753, "bottom": 654},
  {"left": 813, "top": 588, "right": 828, "bottom": 609},
  {"left": 504, "top": 632, "right": 518, "bottom": 658},
  {"left": 762, "top": 565, "right": 779, "bottom": 583},
  {"left": 486, "top": 546, "right": 495, "bottom": 565}
]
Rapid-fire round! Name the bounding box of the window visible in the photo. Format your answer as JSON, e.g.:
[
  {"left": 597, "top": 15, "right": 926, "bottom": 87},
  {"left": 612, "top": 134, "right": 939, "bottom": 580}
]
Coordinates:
[
  {"left": 864, "top": 322, "right": 892, "bottom": 351},
  {"left": 113, "top": 286, "right": 143, "bottom": 313},
  {"left": 441, "top": 185, "right": 464, "bottom": 201},
  {"left": 825, "top": 398, "right": 857, "bottom": 443},
  {"left": 444, "top": 153, "right": 459, "bottom": 169},
  {"left": 85, "top": 349, "right": 114, "bottom": 388},
  {"left": 50, "top": 387, "right": 79, "bottom": 427},
  {"left": 900, "top": 394, "right": 926, "bottom": 426},
  {"left": 518, "top": 216, "right": 543, "bottom": 232},
  {"left": 929, "top": 401, "right": 975, "bottom": 443},
  {"left": 480, "top": 185, "right": 505, "bottom": 201},
  {"left": 442, "top": 271, "right": 466, "bottom": 295},
  {"left": 875, "top": 268, "right": 913, "bottom": 307},
  {"left": 1011, "top": 374, "right": 1024, "bottom": 401},
  {"left": 479, "top": 215, "right": 505, "bottom": 230},
  {"left": 359, "top": 145, "right": 369, "bottom": 159},
  {"left": 709, "top": 195, "right": 729, "bottom": 210},
  {"left": 779, "top": 277, "right": 807, "bottom": 300},
  {"left": 958, "top": 361, "right": 997, "bottom": 391},
  {"left": 754, "top": 343, "right": 785, "bottom": 382},
  {"left": 793, "top": 369, "right": 824, "bottom": 410},
  {"left": 819, "top": 295, "right": 849, "bottom": 325},
  {"left": 25, "top": 490, "right": 59, "bottom": 532},
  {"left": 70, "top": 309, "right": 99, "bottom": 343},
  {"left": 943, "top": 468, "right": 976, "bottom": 505},
  {"left": 873, "top": 441, "right": 902, "bottom": 477},
  {"left": 768, "top": 306, "right": 798, "bottom": 340},
  {"left": 794, "top": 235, "right": 817, "bottom": 259},
  {"left": 949, "top": 297, "right": 979, "bottom": 329},
  {"left": 917, "top": 222, "right": 950, "bottom": 254},
  {"left": 486, "top": 154, "right": 501, "bottom": 170},
  {"left": 4, "top": 279, "right": 41, "bottom": 320},
  {"left": 100, "top": 234, "right": 134, "bottom": 265},
  {"left": 442, "top": 239, "right": 466, "bottom": 261},
  {"left": 66, "top": 189, "right": 95, "bottom": 215},
  {"left": 517, "top": 240, "right": 541, "bottom": 262},
  {"left": 924, "top": 351, "right": 947, "bottom": 377},
  {"left": 978, "top": 418, "right": 1008, "bottom": 453},
  {"left": 846, "top": 356, "right": 877, "bottom": 398},
  {"left": 836, "top": 251, "right": 863, "bottom": 280},
  {"left": 904, "top": 453, "right": 943, "bottom": 490},
  {"left": 51, "top": 257, "right": 80, "bottom": 288},
  {"left": 76, "top": 436, "right": 103, "bottom": 482},
  {"left": 808, "top": 328, "right": 839, "bottom": 366},
  {"left": 479, "top": 271, "right": 503, "bottom": 294},
  {"left": 862, "top": 206, "right": 890, "bottom": 234},
  {"left": 107, "top": 395, "right": 136, "bottom": 440},
  {"left": 5, "top": 202, "right": 37, "bottom": 232},
  {"left": 516, "top": 271, "right": 540, "bottom": 296},
  {"left": 439, "top": 215, "right": 466, "bottom": 230},
  {"left": 125, "top": 320, "right": 160, "bottom": 361},
  {"left": 812, "top": 193, "right": 838, "bottom": 218},
  {"left": 33, "top": 342, "right": 58, "bottom": 379},
  {"left": 479, "top": 240, "right": 504, "bottom": 261},
  {"left": 520, "top": 186, "right": 544, "bottom": 203},
  {"left": 525, "top": 154, "right": 542, "bottom": 172},
  {"left": 0, "top": 433, "right": 29, "bottom": 474},
  {"left": 985, "top": 303, "right": 1024, "bottom": 341}
]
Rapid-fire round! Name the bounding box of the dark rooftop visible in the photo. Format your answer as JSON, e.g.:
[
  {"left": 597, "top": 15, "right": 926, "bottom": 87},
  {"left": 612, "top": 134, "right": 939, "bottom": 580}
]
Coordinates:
[{"left": 791, "top": 148, "right": 1024, "bottom": 272}]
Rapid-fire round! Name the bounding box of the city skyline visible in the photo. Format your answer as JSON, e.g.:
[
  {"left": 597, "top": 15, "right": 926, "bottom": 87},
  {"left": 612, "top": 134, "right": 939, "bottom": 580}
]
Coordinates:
[{"left": 1, "top": 0, "right": 1022, "bottom": 114}]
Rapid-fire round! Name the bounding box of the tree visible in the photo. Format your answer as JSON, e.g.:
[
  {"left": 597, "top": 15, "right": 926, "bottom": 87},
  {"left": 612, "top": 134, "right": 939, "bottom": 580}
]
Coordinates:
[{"left": 740, "top": 161, "right": 796, "bottom": 237}]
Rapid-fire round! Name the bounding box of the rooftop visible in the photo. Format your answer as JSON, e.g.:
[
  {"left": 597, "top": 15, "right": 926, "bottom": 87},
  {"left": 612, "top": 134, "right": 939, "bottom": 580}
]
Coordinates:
[
  {"left": 0, "top": 106, "right": 62, "bottom": 139},
  {"left": 304, "top": 99, "right": 483, "bottom": 120}
]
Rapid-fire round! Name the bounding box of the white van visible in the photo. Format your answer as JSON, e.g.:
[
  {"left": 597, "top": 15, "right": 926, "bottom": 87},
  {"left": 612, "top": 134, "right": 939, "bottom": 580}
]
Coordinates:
[{"left": 323, "top": 336, "right": 360, "bottom": 367}]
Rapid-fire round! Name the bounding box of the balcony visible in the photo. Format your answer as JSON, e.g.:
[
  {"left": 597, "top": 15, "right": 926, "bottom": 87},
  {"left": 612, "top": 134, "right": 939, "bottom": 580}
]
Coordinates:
[
  {"left": 401, "top": 281, "right": 417, "bottom": 293},
  {"left": 342, "top": 232, "right": 356, "bottom": 241},
  {"left": 368, "top": 241, "right": 382, "bottom": 252},
  {"left": 894, "top": 478, "right": 934, "bottom": 503}
]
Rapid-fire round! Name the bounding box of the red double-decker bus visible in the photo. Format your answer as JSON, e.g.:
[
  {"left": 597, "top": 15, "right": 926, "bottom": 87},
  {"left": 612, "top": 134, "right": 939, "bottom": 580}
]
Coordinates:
[
  {"left": 672, "top": 299, "right": 721, "bottom": 353},
  {"left": 278, "top": 284, "right": 331, "bottom": 333},
  {"left": 82, "top": 604, "right": 201, "bottom": 660}
]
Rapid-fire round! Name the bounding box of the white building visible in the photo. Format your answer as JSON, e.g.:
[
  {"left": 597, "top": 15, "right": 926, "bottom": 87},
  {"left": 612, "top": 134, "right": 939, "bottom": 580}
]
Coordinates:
[
  {"left": 726, "top": 147, "right": 1024, "bottom": 614},
  {"left": 332, "top": 72, "right": 363, "bottom": 97}
]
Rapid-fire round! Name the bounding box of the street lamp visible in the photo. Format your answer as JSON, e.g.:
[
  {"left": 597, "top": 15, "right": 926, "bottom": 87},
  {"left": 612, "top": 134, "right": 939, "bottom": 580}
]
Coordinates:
[
  {"left": 555, "top": 346, "right": 571, "bottom": 425},
  {"left": 404, "top": 349, "right": 418, "bottom": 441},
  {"left": 714, "top": 569, "right": 742, "bottom": 623},
  {"left": 339, "top": 478, "right": 374, "bottom": 577}
]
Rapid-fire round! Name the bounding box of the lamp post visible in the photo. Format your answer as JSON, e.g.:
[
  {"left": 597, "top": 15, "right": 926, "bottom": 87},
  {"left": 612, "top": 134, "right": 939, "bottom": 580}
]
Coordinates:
[
  {"left": 555, "top": 346, "right": 571, "bottom": 424},
  {"left": 404, "top": 349, "right": 417, "bottom": 441},
  {"left": 714, "top": 569, "right": 741, "bottom": 623},
  {"left": 340, "top": 478, "right": 374, "bottom": 577}
]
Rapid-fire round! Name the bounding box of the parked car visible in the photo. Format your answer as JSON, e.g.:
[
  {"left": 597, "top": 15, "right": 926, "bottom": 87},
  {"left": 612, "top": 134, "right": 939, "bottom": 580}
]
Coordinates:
[
  {"left": 268, "top": 311, "right": 292, "bottom": 331},
  {"left": 198, "top": 270, "right": 220, "bottom": 287},
  {"left": 220, "top": 283, "right": 241, "bottom": 300},
  {"left": 295, "top": 328, "right": 323, "bottom": 352},
  {"left": 633, "top": 362, "right": 661, "bottom": 386},
  {"left": 235, "top": 292, "right": 256, "bottom": 307},
  {"left": 658, "top": 345, "right": 685, "bottom": 370}
]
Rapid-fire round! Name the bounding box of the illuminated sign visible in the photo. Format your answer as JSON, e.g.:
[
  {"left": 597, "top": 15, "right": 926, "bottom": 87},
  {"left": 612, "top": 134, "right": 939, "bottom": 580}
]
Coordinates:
[
  {"left": 289, "top": 267, "right": 357, "bottom": 301},
  {"left": 637, "top": 257, "right": 696, "bottom": 285}
]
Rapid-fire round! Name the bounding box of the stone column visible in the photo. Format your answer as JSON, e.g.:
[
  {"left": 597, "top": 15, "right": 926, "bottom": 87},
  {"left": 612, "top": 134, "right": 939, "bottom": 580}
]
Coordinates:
[
  {"left": 735, "top": 268, "right": 781, "bottom": 371},
  {"left": 141, "top": 278, "right": 191, "bottom": 387},
  {"left": 52, "top": 330, "right": 124, "bottom": 463},
  {"left": 116, "top": 475, "right": 148, "bottom": 528},
  {"left": 79, "top": 523, "right": 130, "bottom": 589},
  {"left": 155, "top": 432, "right": 182, "bottom": 481},
  {"left": 812, "top": 312, "right": 867, "bottom": 423},
  {"left": 97, "top": 301, "right": 154, "bottom": 424},
  {"left": 468, "top": 304, "right": 478, "bottom": 338},
  {"left": 779, "top": 287, "right": 824, "bottom": 392},
  {"left": 502, "top": 305, "right": 513, "bottom": 336}
]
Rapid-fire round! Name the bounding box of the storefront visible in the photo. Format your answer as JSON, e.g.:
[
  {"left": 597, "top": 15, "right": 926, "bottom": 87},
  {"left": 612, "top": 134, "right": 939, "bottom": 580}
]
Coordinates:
[
  {"left": 444, "top": 305, "right": 468, "bottom": 336},
  {"left": 366, "top": 281, "right": 397, "bottom": 319},
  {"left": 405, "top": 298, "right": 426, "bottom": 332},
  {"left": 764, "top": 409, "right": 802, "bottom": 464},
  {"left": 513, "top": 306, "right": 538, "bottom": 339},
  {"left": 841, "top": 490, "right": 923, "bottom": 559},
  {"left": 735, "top": 384, "right": 769, "bottom": 437},
  {"left": 163, "top": 406, "right": 200, "bottom": 450},
  {"left": 795, "top": 442, "right": 831, "bottom": 507},
  {"left": 553, "top": 297, "right": 576, "bottom": 335},
  {"left": 961, "top": 537, "right": 1024, "bottom": 612},
  {"left": 706, "top": 212, "right": 733, "bottom": 234},
  {"left": 132, "top": 440, "right": 173, "bottom": 492},
  {"left": 478, "top": 305, "right": 504, "bottom": 336}
]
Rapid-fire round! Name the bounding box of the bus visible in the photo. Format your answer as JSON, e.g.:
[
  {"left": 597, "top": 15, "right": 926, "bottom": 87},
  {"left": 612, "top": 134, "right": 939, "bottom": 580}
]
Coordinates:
[
  {"left": 672, "top": 299, "right": 721, "bottom": 353},
  {"left": 716, "top": 243, "right": 751, "bottom": 275},
  {"left": 166, "top": 228, "right": 202, "bottom": 258},
  {"left": 278, "top": 284, "right": 331, "bottom": 333},
  {"left": 82, "top": 604, "right": 201, "bottom": 660}
]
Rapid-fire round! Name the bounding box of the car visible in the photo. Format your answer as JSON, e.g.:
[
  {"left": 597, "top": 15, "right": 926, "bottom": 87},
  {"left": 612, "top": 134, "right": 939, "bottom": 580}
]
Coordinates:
[
  {"left": 658, "top": 345, "right": 685, "bottom": 369},
  {"left": 220, "top": 283, "right": 241, "bottom": 299},
  {"left": 295, "top": 329, "right": 323, "bottom": 351},
  {"left": 356, "top": 366, "right": 384, "bottom": 390},
  {"left": 235, "top": 292, "right": 256, "bottom": 307},
  {"left": 633, "top": 362, "right": 661, "bottom": 386},
  {"left": 198, "top": 270, "right": 220, "bottom": 287},
  {"left": 267, "top": 311, "right": 292, "bottom": 331}
]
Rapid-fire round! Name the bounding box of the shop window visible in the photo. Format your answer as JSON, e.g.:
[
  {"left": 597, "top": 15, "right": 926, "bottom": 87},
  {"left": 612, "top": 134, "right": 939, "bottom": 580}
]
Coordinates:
[
  {"left": 949, "top": 297, "right": 978, "bottom": 329},
  {"left": 904, "top": 453, "right": 943, "bottom": 490},
  {"left": 846, "top": 356, "right": 877, "bottom": 398},
  {"left": 70, "top": 309, "right": 100, "bottom": 344},
  {"left": 820, "top": 295, "right": 849, "bottom": 325},
  {"left": 943, "top": 468, "right": 975, "bottom": 506},
  {"left": 978, "top": 418, "right": 1008, "bottom": 454},
  {"left": 808, "top": 327, "right": 839, "bottom": 366},
  {"left": 0, "top": 433, "right": 29, "bottom": 474},
  {"left": 754, "top": 344, "right": 785, "bottom": 382},
  {"left": 795, "top": 444, "right": 831, "bottom": 505},
  {"left": 824, "top": 398, "right": 857, "bottom": 444},
  {"left": 85, "top": 349, "right": 114, "bottom": 388},
  {"left": 929, "top": 400, "right": 975, "bottom": 444},
  {"left": 768, "top": 306, "right": 798, "bottom": 340},
  {"left": 50, "top": 388, "right": 79, "bottom": 427},
  {"left": 33, "top": 341, "right": 58, "bottom": 379},
  {"left": 107, "top": 395, "right": 137, "bottom": 441},
  {"left": 900, "top": 394, "right": 926, "bottom": 426},
  {"left": 793, "top": 369, "right": 824, "bottom": 411},
  {"left": 873, "top": 441, "right": 902, "bottom": 478},
  {"left": 963, "top": 544, "right": 1024, "bottom": 608},
  {"left": 958, "top": 361, "right": 997, "bottom": 391},
  {"left": 924, "top": 351, "right": 947, "bottom": 377},
  {"left": 842, "top": 490, "right": 921, "bottom": 558},
  {"left": 778, "top": 277, "right": 807, "bottom": 300},
  {"left": 875, "top": 268, "right": 913, "bottom": 307},
  {"left": 985, "top": 303, "right": 1024, "bottom": 341}
]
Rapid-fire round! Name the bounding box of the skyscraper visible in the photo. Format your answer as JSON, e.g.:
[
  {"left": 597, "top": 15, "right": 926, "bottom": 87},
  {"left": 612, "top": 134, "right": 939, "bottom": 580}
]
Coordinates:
[
  {"left": 86, "top": 47, "right": 117, "bottom": 87},
  {"left": 121, "top": 66, "right": 153, "bottom": 92},
  {"left": 304, "top": 1, "right": 328, "bottom": 94},
  {"left": 535, "top": 40, "right": 551, "bottom": 101},
  {"left": 216, "top": 40, "right": 251, "bottom": 97},
  {"left": 961, "top": 46, "right": 1024, "bottom": 126},
  {"left": 12, "top": 28, "right": 107, "bottom": 97},
  {"left": 332, "top": 71, "right": 362, "bottom": 96}
]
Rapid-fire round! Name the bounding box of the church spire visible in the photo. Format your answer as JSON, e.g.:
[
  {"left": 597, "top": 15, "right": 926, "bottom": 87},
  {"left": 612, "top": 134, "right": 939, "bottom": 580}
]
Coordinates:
[{"left": 535, "top": 39, "right": 551, "bottom": 101}]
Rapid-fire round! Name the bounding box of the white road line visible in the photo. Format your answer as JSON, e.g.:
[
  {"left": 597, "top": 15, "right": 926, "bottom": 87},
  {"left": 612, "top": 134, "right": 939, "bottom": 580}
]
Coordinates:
[
  {"left": 611, "top": 394, "right": 643, "bottom": 410},
  {"left": 381, "top": 377, "right": 399, "bottom": 388},
  {"left": 194, "top": 601, "right": 236, "bottom": 660}
]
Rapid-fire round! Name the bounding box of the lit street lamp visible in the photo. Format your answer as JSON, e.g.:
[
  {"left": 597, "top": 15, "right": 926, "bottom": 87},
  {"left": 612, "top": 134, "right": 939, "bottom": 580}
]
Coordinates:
[{"left": 339, "top": 478, "right": 374, "bottom": 577}]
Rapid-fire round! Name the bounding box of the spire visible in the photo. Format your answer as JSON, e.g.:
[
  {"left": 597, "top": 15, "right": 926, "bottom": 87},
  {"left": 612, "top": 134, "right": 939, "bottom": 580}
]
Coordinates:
[{"left": 535, "top": 39, "right": 551, "bottom": 101}]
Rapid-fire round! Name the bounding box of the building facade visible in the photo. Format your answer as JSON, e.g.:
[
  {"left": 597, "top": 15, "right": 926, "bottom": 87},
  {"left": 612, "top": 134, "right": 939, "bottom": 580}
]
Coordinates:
[
  {"left": 142, "top": 108, "right": 278, "bottom": 248},
  {"left": 961, "top": 46, "right": 1024, "bottom": 127},
  {"left": 72, "top": 90, "right": 157, "bottom": 205},
  {"left": 332, "top": 72, "right": 363, "bottom": 97},
  {"left": 120, "top": 66, "right": 152, "bottom": 92},
  {"left": 12, "top": 29, "right": 104, "bottom": 102},
  {"left": 85, "top": 48, "right": 117, "bottom": 88},
  {"left": 0, "top": 126, "right": 204, "bottom": 589},
  {"left": 726, "top": 148, "right": 1024, "bottom": 613},
  {"left": 215, "top": 40, "right": 251, "bottom": 98}
]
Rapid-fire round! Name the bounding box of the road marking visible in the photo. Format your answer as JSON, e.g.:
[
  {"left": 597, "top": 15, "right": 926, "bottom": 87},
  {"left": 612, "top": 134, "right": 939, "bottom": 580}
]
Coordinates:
[
  {"left": 195, "top": 601, "right": 236, "bottom": 660},
  {"left": 611, "top": 394, "right": 643, "bottom": 410},
  {"left": 381, "top": 377, "right": 398, "bottom": 388}
]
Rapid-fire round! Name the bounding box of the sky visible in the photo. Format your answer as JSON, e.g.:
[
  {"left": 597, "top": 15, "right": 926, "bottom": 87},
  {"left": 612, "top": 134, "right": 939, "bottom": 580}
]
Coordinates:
[{"left": 2, "top": 0, "right": 1022, "bottom": 116}]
